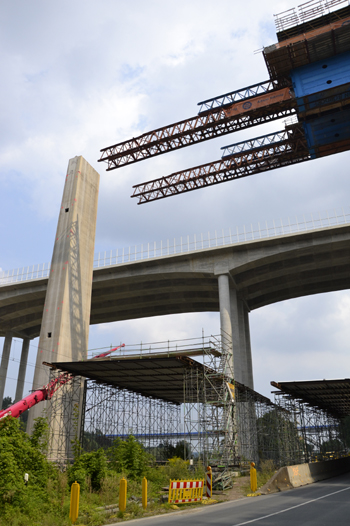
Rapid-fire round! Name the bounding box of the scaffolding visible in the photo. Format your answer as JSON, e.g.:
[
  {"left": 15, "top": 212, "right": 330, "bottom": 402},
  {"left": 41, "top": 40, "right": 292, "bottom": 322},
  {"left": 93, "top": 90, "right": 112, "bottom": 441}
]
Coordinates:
[
  {"left": 46, "top": 373, "right": 84, "bottom": 463},
  {"left": 273, "top": 391, "right": 347, "bottom": 462},
  {"left": 183, "top": 333, "right": 237, "bottom": 468},
  {"left": 234, "top": 383, "right": 305, "bottom": 467},
  {"left": 47, "top": 335, "right": 348, "bottom": 469},
  {"left": 82, "top": 382, "right": 182, "bottom": 460}
]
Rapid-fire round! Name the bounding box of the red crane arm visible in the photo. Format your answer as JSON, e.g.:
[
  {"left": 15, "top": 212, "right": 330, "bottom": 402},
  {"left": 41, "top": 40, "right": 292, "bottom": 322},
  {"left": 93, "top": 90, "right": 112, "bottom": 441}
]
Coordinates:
[
  {"left": 98, "top": 85, "right": 295, "bottom": 171},
  {"left": 131, "top": 125, "right": 309, "bottom": 204}
]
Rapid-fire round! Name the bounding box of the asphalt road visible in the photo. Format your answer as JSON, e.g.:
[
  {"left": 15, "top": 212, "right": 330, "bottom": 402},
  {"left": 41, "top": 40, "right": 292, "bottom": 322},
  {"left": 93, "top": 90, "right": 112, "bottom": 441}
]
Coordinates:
[{"left": 113, "top": 471, "right": 350, "bottom": 526}]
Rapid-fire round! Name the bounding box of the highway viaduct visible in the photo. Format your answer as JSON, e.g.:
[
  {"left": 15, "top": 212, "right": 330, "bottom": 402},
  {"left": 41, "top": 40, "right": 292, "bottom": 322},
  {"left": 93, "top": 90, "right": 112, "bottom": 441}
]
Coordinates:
[{"left": 1, "top": 221, "right": 350, "bottom": 403}]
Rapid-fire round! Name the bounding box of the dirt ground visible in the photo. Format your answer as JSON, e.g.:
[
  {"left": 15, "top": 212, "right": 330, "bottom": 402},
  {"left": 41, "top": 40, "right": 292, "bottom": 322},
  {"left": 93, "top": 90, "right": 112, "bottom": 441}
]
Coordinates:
[{"left": 212, "top": 475, "right": 250, "bottom": 502}]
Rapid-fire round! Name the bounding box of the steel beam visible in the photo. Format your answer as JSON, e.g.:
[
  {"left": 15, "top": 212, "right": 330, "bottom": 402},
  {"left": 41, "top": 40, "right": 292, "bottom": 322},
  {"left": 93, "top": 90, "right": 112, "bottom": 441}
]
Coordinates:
[{"left": 131, "top": 124, "right": 309, "bottom": 204}]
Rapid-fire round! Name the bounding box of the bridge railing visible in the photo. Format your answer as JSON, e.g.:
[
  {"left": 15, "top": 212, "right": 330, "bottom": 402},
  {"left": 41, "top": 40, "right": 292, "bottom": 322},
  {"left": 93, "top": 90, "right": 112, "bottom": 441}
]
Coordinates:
[{"left": 1, "top": 207, "right": 350, "bottom": 286}]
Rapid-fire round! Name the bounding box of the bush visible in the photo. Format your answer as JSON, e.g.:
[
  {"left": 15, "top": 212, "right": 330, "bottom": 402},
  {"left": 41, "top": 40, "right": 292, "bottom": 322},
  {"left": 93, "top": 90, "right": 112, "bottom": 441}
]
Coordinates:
[
  {"left": 162, "top": 457, "right": 191, "bottom": 480},
  {"left": 68, "top": 449, "right": 107, "bottom": 491},
  {"left": 108, "top": 435, "right": 150, "bottom": 478},
  {"left": 0, "top": 417, "right": 56, "bottom": 505}
]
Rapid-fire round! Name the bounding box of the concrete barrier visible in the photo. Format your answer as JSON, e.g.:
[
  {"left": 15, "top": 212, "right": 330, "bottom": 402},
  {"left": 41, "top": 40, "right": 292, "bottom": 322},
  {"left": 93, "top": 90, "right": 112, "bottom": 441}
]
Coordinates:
[{"left": 260, "top": 457, "right": 350, "bottom": 494}]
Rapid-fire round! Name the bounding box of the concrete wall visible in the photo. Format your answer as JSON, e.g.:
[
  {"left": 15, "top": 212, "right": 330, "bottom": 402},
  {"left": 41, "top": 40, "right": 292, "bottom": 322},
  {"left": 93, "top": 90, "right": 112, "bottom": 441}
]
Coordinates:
[{"left": 260, "top": 457, "right": 350, "bottom": 494}]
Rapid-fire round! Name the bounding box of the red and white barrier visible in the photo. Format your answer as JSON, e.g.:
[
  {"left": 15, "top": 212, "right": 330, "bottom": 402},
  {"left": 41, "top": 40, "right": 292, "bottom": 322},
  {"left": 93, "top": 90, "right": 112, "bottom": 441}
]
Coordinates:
[
  {"left": 168, "top": 479, "right": 204, "bottom": 503},
  {"left": 206, "top": 466, "right": 212, "bottom": 499}
]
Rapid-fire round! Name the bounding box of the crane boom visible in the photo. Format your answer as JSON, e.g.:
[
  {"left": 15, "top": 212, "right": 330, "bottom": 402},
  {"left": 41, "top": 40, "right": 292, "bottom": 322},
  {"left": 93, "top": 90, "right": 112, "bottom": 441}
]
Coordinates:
[
  {"left": 99, "top": 85, "right": 295, "bottom": 170},
  {"left": 131, "top": 125, "right": 309, "bottom": 204}
]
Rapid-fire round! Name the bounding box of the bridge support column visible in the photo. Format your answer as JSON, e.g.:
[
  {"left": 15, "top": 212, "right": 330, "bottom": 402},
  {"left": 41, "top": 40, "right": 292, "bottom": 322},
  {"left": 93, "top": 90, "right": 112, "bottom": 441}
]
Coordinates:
[
  {"left": 0, "top": 333, "right": 13, "bottom": 408},
  {"left": 231, "top": 293, "right": 257, "bottom": 462},
  {"left": 230, "top": 288, "right": 243, "bottom": 384},
  {"left": 27, "top": 156, "right": 100, "bottom": 460},
  {"left": 218, "top": 274, "right": 233, "bottom": 378},
  {"left": 14, "top": 337, "right": 30, "bottom": 403},
  {"left": 243, "top": 306, "right": 253, "bottom": 390},
  {"left": 237, "top": 300, "right": 254, "bottom": 389}
]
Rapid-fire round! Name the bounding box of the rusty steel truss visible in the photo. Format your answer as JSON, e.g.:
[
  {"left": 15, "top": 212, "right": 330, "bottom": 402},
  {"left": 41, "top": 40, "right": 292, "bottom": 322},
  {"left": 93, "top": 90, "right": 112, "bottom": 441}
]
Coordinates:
[
  {"left": 99, "top": 87, "right": 295, "bottom": 171},
  {"left": 131, "top": 124, "right": 309, "bottom": 204}
]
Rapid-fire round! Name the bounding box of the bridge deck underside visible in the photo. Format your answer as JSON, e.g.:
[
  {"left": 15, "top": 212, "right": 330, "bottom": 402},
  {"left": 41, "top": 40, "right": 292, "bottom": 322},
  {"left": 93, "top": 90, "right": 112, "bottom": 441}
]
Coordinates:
[
  {"left": 273, "top": 378, "right": 350, "bottom": 419},
  {"left": 1, "top": 225, "right": 350, "bottom": 338}
]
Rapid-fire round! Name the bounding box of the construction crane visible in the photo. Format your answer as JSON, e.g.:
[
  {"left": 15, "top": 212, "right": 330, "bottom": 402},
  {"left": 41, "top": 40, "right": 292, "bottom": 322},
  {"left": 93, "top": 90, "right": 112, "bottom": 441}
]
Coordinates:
[
  {"left": 0, "top": 344, "right": 125, "bottom": 421},
  {"left": 98, "top": 0, "right": 350, "bottom": 203}
]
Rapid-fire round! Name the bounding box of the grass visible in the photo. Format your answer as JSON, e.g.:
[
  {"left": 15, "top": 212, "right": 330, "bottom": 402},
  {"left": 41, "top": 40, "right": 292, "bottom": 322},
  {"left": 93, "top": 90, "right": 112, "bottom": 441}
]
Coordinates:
[{"left": 0, "top": 462, "right": 207, "bottom": 526}]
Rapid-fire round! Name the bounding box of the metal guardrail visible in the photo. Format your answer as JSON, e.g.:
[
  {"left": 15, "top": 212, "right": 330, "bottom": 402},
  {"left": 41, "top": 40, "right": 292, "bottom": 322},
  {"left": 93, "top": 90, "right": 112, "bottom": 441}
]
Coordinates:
[{"left": 1, "top": 207, "right": 350, "bottom": 286}]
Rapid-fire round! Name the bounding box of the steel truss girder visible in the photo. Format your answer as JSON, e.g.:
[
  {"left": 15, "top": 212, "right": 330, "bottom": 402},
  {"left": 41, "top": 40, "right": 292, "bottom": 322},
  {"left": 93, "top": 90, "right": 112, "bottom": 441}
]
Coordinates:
[
  {"left": 197, "top": 78, "right": 289, "bottom": 113},
  {"left": 99, "top": 102, "right": 296, "bottom": 170},
  {"left": 132, "top": 125, "right": 309, "bottom": 204}
]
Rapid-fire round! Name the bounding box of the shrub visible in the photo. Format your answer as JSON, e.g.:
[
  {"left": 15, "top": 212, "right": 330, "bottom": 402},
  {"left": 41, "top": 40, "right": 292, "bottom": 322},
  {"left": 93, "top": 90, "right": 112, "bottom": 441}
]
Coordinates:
[
  {"left": 163, "top": 457, "right": 191, "bottom": 480},
  {"left": 68, "top": 449, "right": 107, "bottom": 491},
  {"left": 108, "top": 435, "right": 150, "bottom": 478},
  {"left": 0, "top": 416, "right": 58, "bottom": 512}
]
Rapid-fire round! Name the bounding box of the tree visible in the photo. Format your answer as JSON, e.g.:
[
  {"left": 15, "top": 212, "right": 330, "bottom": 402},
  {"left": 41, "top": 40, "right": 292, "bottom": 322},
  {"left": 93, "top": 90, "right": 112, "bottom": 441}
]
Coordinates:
[
  {"left": 1, "top": 396, "right": 12, "bottom": 410},
  {"left": 0, "top": 416, "right": 56, "bottom": 507},
  {"left": 108, "top": 435, "right": 150, "bottom": 478}
]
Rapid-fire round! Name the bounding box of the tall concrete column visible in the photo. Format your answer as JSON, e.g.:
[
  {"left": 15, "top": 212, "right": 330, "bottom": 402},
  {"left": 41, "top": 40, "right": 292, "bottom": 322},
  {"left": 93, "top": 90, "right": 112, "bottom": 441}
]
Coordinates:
[
  {"left": 27, "top": 157, "right": 100, "bottom": 452},
  {"left": 229, "top": 287, "right": 242, "bottom": 384},
  {"left": 237, "top": 300, "right": 247, "bottom": 385},
  {"left": 14, "top": 337, "right": 30, "bottom": 403},
  {"left": 218, "top": 274, "right": 233, "bottom": 378},
  {"left": 0, "top": 333, "right": 13, "bottom": 408},
  {"left": 243, "top": 307, "right": 254, "bottom": 389}
]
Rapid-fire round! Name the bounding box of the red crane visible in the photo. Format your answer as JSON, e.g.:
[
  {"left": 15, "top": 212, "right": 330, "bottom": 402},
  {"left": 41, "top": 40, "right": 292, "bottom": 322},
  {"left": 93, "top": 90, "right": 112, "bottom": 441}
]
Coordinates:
[{"left": 0, "top": 344, "right": 125, "bottom": 421}]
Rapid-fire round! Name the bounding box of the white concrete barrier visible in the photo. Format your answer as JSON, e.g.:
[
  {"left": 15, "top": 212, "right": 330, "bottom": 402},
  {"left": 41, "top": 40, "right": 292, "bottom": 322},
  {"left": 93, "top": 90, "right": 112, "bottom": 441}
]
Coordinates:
[{"left": 260, "top": 457, "right": 350, "bottom": 494}]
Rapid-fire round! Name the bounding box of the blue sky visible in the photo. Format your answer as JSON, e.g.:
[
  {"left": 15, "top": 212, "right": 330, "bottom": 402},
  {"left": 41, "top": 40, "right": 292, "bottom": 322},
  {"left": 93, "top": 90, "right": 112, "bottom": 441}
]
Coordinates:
[{"left": 1, "top": 0, "right": 350, "bottom": 402}]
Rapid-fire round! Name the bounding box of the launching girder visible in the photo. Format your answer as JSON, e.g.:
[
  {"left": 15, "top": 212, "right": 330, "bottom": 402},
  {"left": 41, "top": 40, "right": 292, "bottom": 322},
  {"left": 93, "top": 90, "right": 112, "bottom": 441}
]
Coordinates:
[
  {"left": 99, "top": 84, "right": 295, "bottom": 171},
  {"left": 131, "top": 124, "right": 309, "bottom": 204}
]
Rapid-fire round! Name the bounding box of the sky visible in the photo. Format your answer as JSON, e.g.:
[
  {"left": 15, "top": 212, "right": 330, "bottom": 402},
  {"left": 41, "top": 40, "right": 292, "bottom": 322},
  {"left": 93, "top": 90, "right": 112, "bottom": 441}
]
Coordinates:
[{"left": 1, "top": 0, "right": 350, "bottom": 403}]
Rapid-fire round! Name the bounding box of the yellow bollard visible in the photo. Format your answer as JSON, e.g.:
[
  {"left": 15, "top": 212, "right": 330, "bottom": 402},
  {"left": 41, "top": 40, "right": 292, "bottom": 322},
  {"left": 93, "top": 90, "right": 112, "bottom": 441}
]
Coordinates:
[
  {"left": 142, "top": 477, "right": 147, "bottom": 509},
  {"left": 119, "top": 477, "right": 127, "bottom": 512},
  {"left": 250, "top": 462, "right": 257, "bottom": 493},
  {"left": 69, "top": 481, "right": 80, "bottom": 524}
]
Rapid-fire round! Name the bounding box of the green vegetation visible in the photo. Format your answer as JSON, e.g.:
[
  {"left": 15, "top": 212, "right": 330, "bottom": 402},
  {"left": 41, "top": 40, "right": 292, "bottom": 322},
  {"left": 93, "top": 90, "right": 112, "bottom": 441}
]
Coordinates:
[{"left": 0, "top": 416, "right": 205, "bottom": 526}]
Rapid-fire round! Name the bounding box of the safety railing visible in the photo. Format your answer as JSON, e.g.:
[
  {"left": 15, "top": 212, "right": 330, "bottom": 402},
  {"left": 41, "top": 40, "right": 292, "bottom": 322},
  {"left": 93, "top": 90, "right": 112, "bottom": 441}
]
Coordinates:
[{"left": 1, "top": 206, "right": 350, "bottom": 286}]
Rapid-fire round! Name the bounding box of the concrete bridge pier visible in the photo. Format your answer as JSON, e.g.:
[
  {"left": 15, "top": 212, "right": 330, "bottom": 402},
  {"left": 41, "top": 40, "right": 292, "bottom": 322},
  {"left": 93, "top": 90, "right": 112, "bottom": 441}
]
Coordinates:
[
  {"left": 218, "top": 277, "right": 257, "bottom": 462},
  {"left": 237, "top": 300, "right": 254, "bottom": 390},
  {"left": 218, "top": 274, "right": 233, "bottom": 378},
  {"left": 0, "top": 333, "right": 13, "bottom": 408},
  {"left": 14, "top": 337, "right": 30, "bottom": 403},
  {"left": 26, "top": 156, "right": 100, "bottom": 461}
]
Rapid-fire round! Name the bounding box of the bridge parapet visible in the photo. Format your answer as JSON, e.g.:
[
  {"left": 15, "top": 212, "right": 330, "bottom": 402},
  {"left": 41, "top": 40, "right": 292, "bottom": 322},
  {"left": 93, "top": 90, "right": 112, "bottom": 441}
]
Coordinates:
[{"left": 1, "top": 206, "right": 350, "bottom": 287}]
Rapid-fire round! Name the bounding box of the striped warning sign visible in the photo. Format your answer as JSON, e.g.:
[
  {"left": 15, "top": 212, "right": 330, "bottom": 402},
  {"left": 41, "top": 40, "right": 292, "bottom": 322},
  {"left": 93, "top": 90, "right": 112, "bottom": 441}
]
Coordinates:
[
  {"left": 168, "top": 479, "right": 204, "bottom": 504},
  {"left": 206, "top": 466, "right": 212, "bottom": 498}
]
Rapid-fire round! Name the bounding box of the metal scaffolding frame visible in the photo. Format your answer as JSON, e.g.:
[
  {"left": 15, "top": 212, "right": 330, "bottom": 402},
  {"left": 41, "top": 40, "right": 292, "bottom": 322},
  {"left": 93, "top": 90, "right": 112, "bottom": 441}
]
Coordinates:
[
  {"left": 273, "top": 391, "right": 347, "bottom": 462},
  {"left": 182, "top": 333, "right": 238, "bottom": 468},
  {"left": 81, "top": 382, "right": 182, "bottom": 460},
  {"left": 47, "top": 335, "right": 348, "bottom": 469},
  {"left": 46, "top": 373, "right": 84, "bottom": 463}
]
